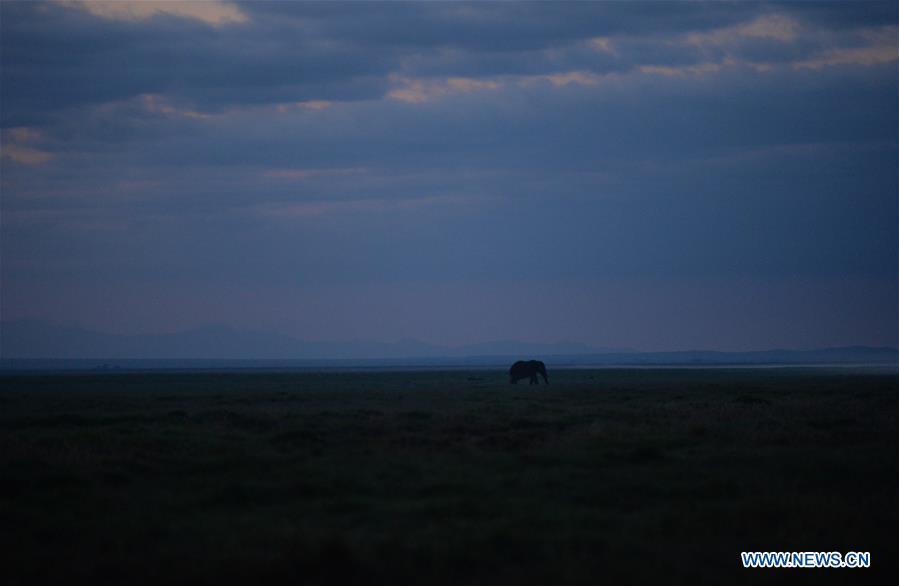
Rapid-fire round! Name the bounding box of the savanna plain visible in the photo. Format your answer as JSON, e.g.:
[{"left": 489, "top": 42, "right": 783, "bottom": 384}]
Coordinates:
[{"left": 1, "top": 368, "right": 896, "bottom": 585}]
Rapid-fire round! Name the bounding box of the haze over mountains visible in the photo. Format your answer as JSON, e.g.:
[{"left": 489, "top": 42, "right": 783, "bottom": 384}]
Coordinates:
[{"left": 1, "top": 320, "right": 896, "bottom": 368}]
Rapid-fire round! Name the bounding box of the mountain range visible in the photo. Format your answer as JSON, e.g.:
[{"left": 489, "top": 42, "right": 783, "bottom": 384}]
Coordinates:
[{"left": 1, "top": 320, "right": 897, "bottom": 369}]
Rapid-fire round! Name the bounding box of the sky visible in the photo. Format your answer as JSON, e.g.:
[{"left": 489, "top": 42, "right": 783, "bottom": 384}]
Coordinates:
[{"left": 1, "top": 0, "right": 897, "bottom": 352}]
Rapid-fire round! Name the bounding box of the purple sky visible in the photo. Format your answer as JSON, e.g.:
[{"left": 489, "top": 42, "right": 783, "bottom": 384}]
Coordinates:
[{"left": 1, "top": 1, "right": 897, "bottom": 351}]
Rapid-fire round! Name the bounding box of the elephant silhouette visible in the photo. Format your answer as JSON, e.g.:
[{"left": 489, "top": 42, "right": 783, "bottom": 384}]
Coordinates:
[{"left": 509, "top": 360, "right": 549, "bottom": 385}]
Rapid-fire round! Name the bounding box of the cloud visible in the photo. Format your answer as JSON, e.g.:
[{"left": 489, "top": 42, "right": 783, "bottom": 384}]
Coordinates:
[
  {"left": 55, "top": 0, "right": 247, "bottom": 27},
  {"left": 3, "top": 1, "right": 895, "bottom": 125},
  {"left": 0, "top": 144, "right": 54, "bottom": 166},
  {"left": 686, "top": 14, "right": 799, "bottom": 46},
  {"left": 793, "top": 26, "right": 899, "bottom": 69},
  {"left": 137, "top": 94, "right": 212, "bottom": 119},
  {"left": 253, "top": 194, "right": 475, "bottom": 220},
  {"left": 590, "top": 37, "right": 616, "bottom": 54},
  {"left": 263, "top": 168, "right": 367, "bottom": 181},
  {"left": 2, "top": 1, "right": 896, "bottom": 348},
  {"left": 1, "top": 127, "right": 54, "bottom": 165},
  {"left": 520, "top": 71, "right": 605, "bottom": 87},
  {"left": 7, "top": 127, "right": 43, "bottom": 142},
  {"left": 387, "top": 75, "right": 502, "bottom": 103},
  {"left": 287, "top": 100, "right": 332, "bottom": 111}
]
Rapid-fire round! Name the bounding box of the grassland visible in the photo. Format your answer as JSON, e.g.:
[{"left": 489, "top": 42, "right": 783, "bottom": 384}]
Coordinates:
[{"left": 1, "top": 368, "right": 896, "bottom": 585}]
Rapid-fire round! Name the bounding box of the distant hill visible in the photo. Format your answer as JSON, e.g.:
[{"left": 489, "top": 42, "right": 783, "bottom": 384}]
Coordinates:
[
  {"left": 1, "top": 320, "right": 896, "bottom": 370},
  {"left": 559, "top": 347, "right": 899, "bottom": 366}
]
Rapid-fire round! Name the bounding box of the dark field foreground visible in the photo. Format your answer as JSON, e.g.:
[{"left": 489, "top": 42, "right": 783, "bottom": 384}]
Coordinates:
[{"left": 1, "top": 369, "right": 897, "bottom": 585}]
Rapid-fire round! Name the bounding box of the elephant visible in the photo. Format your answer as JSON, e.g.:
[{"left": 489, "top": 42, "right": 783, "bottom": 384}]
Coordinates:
[{"left": 509, "top": 360, "right": 549, "bottom": 385}]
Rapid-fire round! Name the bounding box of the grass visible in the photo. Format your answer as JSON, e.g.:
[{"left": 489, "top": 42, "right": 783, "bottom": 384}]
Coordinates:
[{"left": 1, "top": 368, "right": 896, "bottom": 585}]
